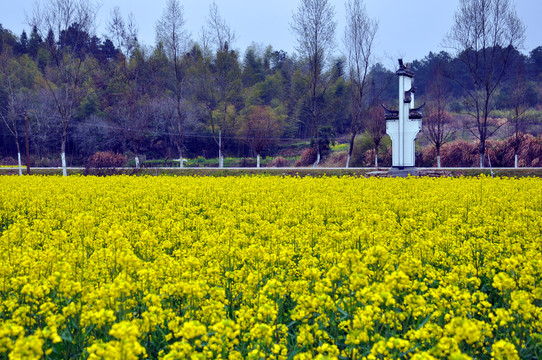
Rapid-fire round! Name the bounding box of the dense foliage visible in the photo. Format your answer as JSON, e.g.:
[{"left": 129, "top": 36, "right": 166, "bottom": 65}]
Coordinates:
[
  {"left": 1, "top": 5, "right": 542, "bottom": 166},
  {"left": 0, "top": 175, "right": 541, "bottom": 359}
]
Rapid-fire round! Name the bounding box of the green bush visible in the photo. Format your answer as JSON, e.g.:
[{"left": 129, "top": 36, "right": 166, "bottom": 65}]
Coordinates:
[{"left": 349, "top": 133, "right": 381, "bottom": 167}]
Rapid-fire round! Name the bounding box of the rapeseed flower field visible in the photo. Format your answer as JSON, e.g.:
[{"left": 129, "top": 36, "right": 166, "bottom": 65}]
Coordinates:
[{"left": 0, "top": 175, "right": 541, "bottom": 359}]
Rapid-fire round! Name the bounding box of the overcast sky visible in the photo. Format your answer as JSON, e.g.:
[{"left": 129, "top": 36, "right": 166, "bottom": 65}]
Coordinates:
[{"left": 2, "top": 0, "right": 541, "bottom": 68}]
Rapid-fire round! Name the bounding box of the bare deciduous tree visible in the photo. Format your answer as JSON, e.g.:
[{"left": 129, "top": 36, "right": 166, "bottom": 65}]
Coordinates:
[
  {"left": 343, "top": 0, "right": 377, "bottom": 168},
  {"left": 239, "top": 106, "right": 281, "bottom": 168},
  {"left": 28, "top": 89, "right": 59, "bottom": 162},
  {"left": 29, "top": 0, "right": 99, "bottom": 176},
  {"left": 204, "top": 2, "right": 240, "bottom": 168},
  {"left": 106, "top": 7, "right": 147, "bottom": 167},
  {"left": 107, "top": 7, "right": 138, "bottom": 60},
  {"left": 445, "top": 0, "right": 525, "bottom": 167},
  {"left": 0, "top": 49, "right": 23, "bottom": 175},
  {"left": 425, "top": 66, "right": 453, "bottom": 168},
  {"left": 365, "top": 105, "right": 385, "bottom": 167},
  {"left": 291, "top": 0, "right": 336, "bottom": 167},
  {"left": 205, "top": 1, "right": 236, "bottom": 53},
  {"left": 508, "top": 57, "right": 528, "bottom": 168},
  {"left": 110, "top": 88, "right": 154, "bottom": 169},
  {"left": 156, "top": 0, "right": 190, "bottom": 167}
]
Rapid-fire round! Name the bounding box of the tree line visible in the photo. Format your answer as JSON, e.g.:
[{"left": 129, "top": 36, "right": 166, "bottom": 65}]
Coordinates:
[{"left": 1, "top": 0, "right": 541, "bottom": 175}]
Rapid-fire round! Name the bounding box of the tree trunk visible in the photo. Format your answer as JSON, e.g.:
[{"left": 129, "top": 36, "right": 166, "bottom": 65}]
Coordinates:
[
  {"left": 61, "top": 127, "right": 68, "bottom": 176},
  {"left": 313, "top": 133, "right": 321, "bottom": 168},
  {"left": 346, "top": 132, "right": 356, "bottom": 168},
  {"left": 479, "top": 139, "right": 485, "bottom": 168},
  {"left": 218, "top": 131, "right": 224, "bottom": 168},
  {"left": 24, "top": 111, "right": 31, "bottom": 175},
  {"left": 313, "top": 150, "right": 320, "bottom": 168},
  {"left": 374, "top": 149, "right": 379, "bottom": 168},
  {"left": 436, "top": 146, "right": 441, "bottom": 168},
  {"left": 177, "top": 117, "right": 184, "bottom": 169},
  {"left": 61, "top": 152, "right": 67, "bottom": 176},
  {"left": 135, "top": 155, "right": 140, "bottom": 168},
  {"left": 177, "top": 144, "right": 184, "bottom": 169},
  {"left": 256, "top": 154, "right": 260, "bottom": 168},
  {"left": 515, "top": 153, "right": 518, "bottom": 168},
  {"left": 14, "top": 139, "right": 22, "bottom": 176},
  {"left": 17, "top": 152, "right": 22, "bottom": 176},
  {"left": 61, "top": 143, "right": 67, "bottom": 177}
]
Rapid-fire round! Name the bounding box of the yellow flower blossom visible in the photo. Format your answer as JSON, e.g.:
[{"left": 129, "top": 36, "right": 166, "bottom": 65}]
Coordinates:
[
  {"left": 8, "top": 334, "right": 43, "bottom": 360},
  {"left": 491, "top": 339, "right": 519, "bottom": 360},
  {"left": 0, "top": 175, "right": 541, "bottom": 359}
]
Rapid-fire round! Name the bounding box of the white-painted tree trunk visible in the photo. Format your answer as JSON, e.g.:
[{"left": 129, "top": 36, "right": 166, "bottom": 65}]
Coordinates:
[
  {"left": 437, "top": 155, "right": 441, "bottom": 168},
  {"left": 515, "top": 154, "right": 518, "bottom": 168},
  {"left": 179, "top": 156, "right": 184, "bottom": 168},
  {"left": 480, "top": 154, "right": 484, "bottom": 168},
  {"left": 17, "top": 152, "right": 22, "bottom": 176},
  {"left": 61, "top": 152, "right": 67, "bottom": 177},
  {"left": 375, "top": 152, "right": 379, "bottom": 168},
  {"left": 135, "top": 155, "right": 140, "bottom": 168},
  {"left": 256, "top": 154, "right": 260, "bottom": 168},
  {"left": 218, "top": 131, "right": 224, "bottom": 168},
  {"left": 313, "top": 151, "right": 320, "bottom": 168},
  {"left": 346, "top": 154, "right": 351, "bottom": 168}
]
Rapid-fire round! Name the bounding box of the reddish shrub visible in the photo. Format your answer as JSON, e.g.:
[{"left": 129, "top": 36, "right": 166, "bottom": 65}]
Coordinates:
[
  {"left": 269, "top": 156, "right": 289, "bottom": 167},
  {"left": 421, "top": 146, "right": 437, "bottom": 167},
  {"left": 486, "top": 139, "right": 510, "bottom": 167},
  {"left": 240, "top": 158, "right": 256, "bottom": 167},
  {"left": 440, "top": 140, "right": 478, "bottom": 167},
  {"left": 363, "top": 147, "right": 391, "bottom": 167},
  {"left": 516, "top": 134, "right": 542, "bottom": 167},
  {"left": 421, "top": 135, "right": 542, "bottom": 167},
  {"left": 475, "top": 135, "right": 542, "bottom": 167},
  {"left": 422, "top": 141, "right": 477, "bottom": 167},
  {"left": 320, "top": 151, "right": 348, "bottom": 167},
  {"left": 295, "top": 147, "right": 318, "bottom": 167},
  {"left": 87, "top": 151, "right": 126, "bottom": 169},
  {"left": 0, "top": 157, "right": 17, "bottom": 166}
]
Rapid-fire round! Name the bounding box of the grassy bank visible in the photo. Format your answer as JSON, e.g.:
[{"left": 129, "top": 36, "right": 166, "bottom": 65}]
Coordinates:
[{"left": 2, "top": 167, "right": 542, "bottom": 177}]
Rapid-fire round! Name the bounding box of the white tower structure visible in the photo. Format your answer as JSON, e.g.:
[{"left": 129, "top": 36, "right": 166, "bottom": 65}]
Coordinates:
[{"left": 384, "top": 59, "right": 423, "bottom": 168}]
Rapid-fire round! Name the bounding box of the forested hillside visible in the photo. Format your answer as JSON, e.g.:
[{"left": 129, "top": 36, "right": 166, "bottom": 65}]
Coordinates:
[{"left": 1, "top": 0, "right": 541, "bottom": 171}]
